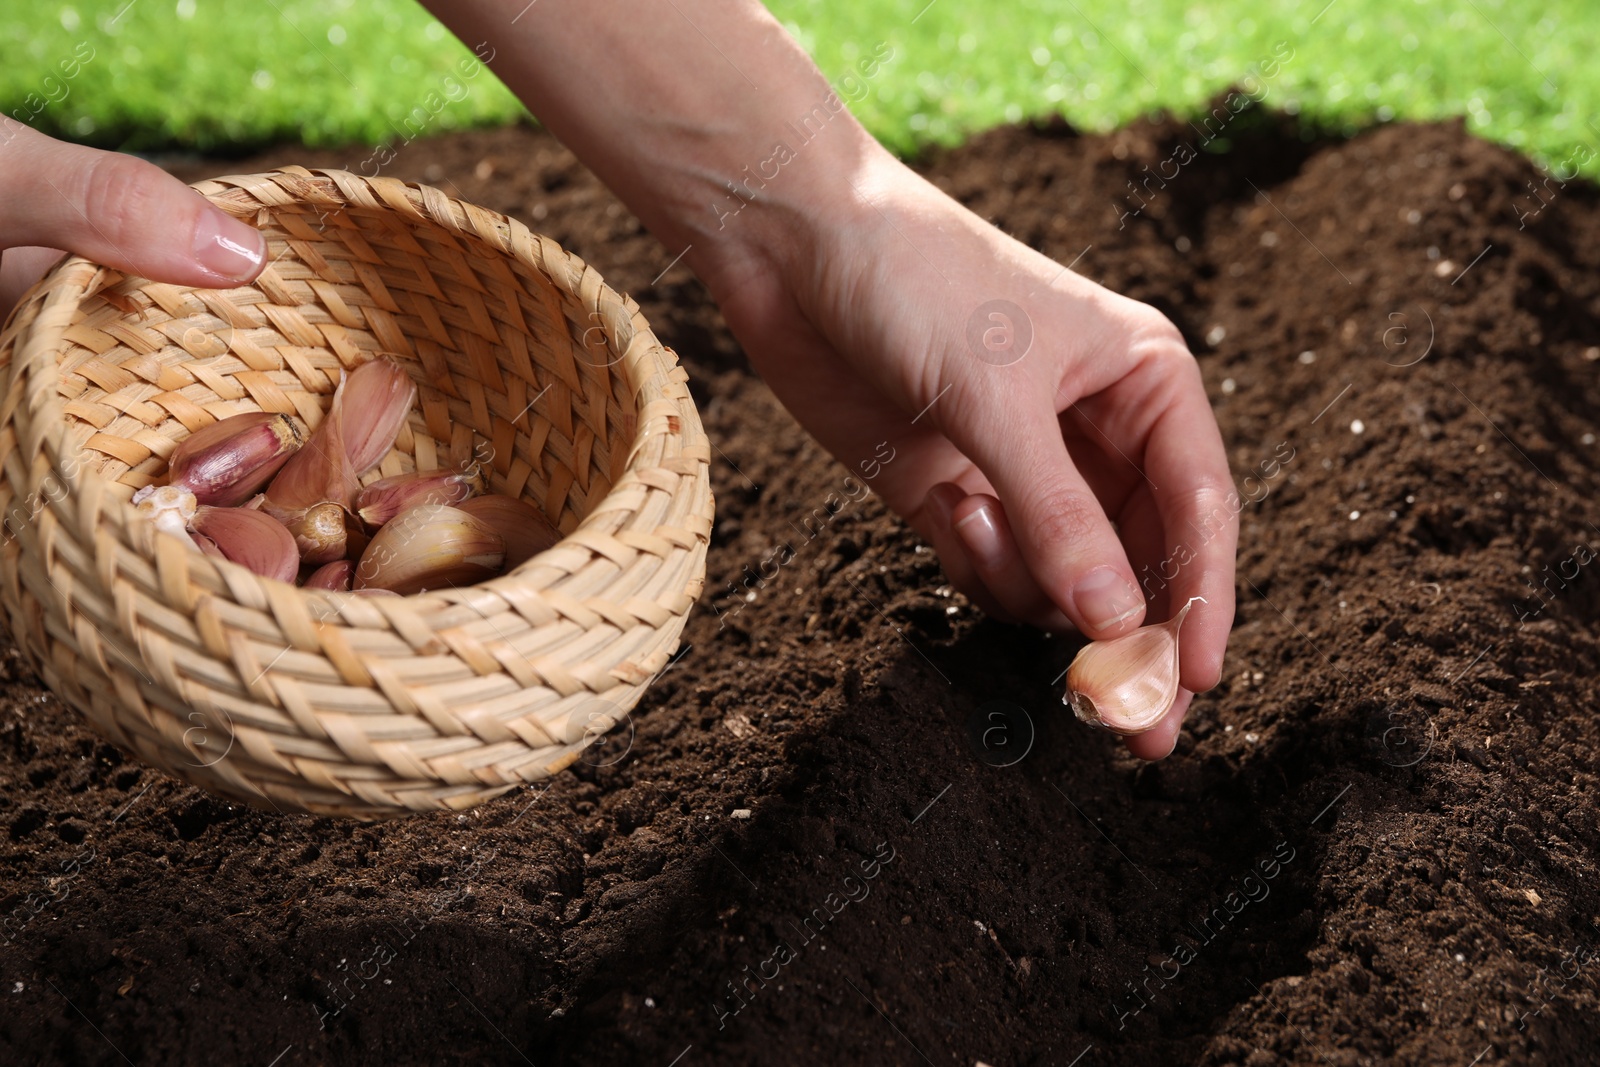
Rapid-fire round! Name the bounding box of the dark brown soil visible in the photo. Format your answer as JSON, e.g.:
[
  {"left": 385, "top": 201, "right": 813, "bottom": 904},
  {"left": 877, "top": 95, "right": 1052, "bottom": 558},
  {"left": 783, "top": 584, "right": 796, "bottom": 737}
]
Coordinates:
[{"left": 4, "top": 108, "right": 1600, "bottom": 1066}]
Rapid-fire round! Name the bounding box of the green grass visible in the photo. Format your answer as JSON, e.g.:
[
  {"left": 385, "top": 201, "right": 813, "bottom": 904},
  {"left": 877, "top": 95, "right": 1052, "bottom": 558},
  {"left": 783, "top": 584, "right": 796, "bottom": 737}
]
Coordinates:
[{"left": 3, "top": 0, "right": 1598, "bottom": 174}]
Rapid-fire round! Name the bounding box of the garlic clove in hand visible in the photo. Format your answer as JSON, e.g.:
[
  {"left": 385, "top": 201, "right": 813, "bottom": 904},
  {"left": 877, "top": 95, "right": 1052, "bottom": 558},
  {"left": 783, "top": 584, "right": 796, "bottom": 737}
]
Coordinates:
[{"left": 1064, "top": 596, "right": 1203, "bottom": 736}]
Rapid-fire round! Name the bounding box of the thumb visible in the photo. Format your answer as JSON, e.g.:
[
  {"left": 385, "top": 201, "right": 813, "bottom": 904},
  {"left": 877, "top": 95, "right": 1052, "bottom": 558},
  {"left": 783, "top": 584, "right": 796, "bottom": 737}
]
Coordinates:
[
  {"left": 962, "top": 400, "right": 1146, "bottom": 639},
  {"left": 0, "top": 119, "right": 265, "bottom": 290}
]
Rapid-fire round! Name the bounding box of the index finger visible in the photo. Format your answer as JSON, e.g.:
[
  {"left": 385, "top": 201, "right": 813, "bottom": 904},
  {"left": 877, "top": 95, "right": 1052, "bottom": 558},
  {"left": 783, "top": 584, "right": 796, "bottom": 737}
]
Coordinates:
[{"left": 1142, "top": 359, "right": 1238, "bottom": 693}]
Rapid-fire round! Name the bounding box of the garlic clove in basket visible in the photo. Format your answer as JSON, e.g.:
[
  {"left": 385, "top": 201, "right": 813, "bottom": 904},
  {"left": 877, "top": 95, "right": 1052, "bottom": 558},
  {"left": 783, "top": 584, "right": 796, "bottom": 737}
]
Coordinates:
[
  {"left": 303, "top": 559, "right": 355, "bottom": 592},
  {"left": 265, "top": 376, "right": 361, "bottom": 512},
  {"left": 133, "top": 484, "right": 198, "bottom": 540},
  {"left": 166, "top": 411, "right": 306, "bottom": 507},
  {"left": 356, "top": 466, "right": 485, "bottom": 528},
  {"left": 190, "top": 505, "right": 299, "bottom": 583},
  {"left": 275, "top": 500, "right": 362, "bottom": 565},
  {"left": 1064, "top": 596, "right": 1202, "bottom": 736},
  {"left": 456, "top": 494, "right": 562, "bottom": 567},
  {"left": 353, "top": 504, "right": 505, "bottom": 595},
  {"left": 342, "top": 357, "right": 417, "bottom": 476}
]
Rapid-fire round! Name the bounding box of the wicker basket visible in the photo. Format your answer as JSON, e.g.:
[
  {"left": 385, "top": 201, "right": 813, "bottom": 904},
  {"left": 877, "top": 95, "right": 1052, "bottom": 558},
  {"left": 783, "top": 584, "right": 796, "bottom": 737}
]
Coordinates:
[{"left": 0, "top": 168, "right": 712, "bottom": 819}]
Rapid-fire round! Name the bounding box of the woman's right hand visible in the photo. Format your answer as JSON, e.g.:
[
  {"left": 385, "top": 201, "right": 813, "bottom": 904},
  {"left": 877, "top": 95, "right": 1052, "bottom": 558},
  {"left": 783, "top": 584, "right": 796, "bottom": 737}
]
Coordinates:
[{"left": 0, "top": 119, "right": 265, "bottom": 318}]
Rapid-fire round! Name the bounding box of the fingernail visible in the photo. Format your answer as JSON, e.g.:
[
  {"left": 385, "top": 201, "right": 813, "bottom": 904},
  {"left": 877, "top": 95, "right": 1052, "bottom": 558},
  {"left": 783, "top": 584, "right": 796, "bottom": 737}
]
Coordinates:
[
  {"left": 1072, "top": 567, "right": 1144, "bottom": 633},
  {"left": 192, "top": 207, "right": 266, "bottom": 282},
  {"left": 954, "top": 504, "right": 1006, "bottom": 569}
]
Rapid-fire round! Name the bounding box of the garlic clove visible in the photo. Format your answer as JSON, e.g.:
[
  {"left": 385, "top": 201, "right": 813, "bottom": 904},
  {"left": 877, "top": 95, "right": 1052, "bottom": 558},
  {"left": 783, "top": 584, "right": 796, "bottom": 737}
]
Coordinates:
[
  {"left": 356, "top": 466, "right": 485, "bottom": 528},
  {"left": 352, "top": 503, "right": 505, "bottom": 595},
  {"left": 190, "top": 505, "right": 300, "bottom": 583},
  {"left": 303, "top": 559, "right": 355, "bottom": 592},
  {"left": 1063, "top": 597, "right": 1203, "bottom": 736},
  {"left": 133, "top": 484, "right": 198, "bottom": 540},
  {"left": 264, "top": 373, "right": 361, "bottom": 512},
  {"left": 456, "top": 494, "right": 561, "bottom": 567},
  {"left": 277, "top": 500, "right": 358, "bottom": 565},
  {"left": 342, "top": 357, "right": 416, "bottom": 476},
  {"left": 165, "top": 411, "right": 306, "bottom": 507}
]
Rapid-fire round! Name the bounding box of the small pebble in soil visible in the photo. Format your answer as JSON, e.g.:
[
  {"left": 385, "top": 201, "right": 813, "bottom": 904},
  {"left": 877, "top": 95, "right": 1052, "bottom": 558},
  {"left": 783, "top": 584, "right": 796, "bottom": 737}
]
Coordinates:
[
  {"left": 1206, "top": 326, "right": 1227, "bottom": 346},
  {"left": 1585, "top": 346, "right": 1600, "bottom": 361},
  {"left": 1350, "top": 511, "right": 1361, "bottom": 520},
  {"left": 1175, "top": 235, "right": 1191, "bottom": 252},
  {"left": 1221, "top": 378, "right": 1236, "bottom": 394},
  {"left": 1298, "top": 350, "right": 1316, "bottom": 364},
  {"left": 731, "top": 809, "right": 752, "bottom": 819},
  {"left": 1244, "top": 733, "right": 1259, "bottom": 743},
  {"left": 645, "top": 997, "right": 656, "bottom": 1008},
  {"left": 1584, "top": 434, "right": 1595, "bottom": 445},
  {"left": 1351, "top": 419, "right": 1365, "bottom": 434}
]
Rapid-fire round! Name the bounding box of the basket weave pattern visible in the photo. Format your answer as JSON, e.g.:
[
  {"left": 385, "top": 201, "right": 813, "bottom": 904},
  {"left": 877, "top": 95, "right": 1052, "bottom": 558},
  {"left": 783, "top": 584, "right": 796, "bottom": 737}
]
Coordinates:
[{"left": 0, "top": 168, "right": 712, "bottom": 818}]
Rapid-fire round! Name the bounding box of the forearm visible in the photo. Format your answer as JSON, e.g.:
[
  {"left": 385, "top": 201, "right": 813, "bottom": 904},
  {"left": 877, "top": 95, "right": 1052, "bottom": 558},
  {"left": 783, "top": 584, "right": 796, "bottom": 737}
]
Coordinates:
[{"left": 419, "top": 0, "right": 891, "bottom": 279}]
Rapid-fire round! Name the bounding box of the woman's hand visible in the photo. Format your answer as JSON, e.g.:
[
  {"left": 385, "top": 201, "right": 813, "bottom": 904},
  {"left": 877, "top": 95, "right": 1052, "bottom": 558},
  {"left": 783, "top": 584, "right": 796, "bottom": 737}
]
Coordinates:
[
  {"left": 698, "top": 153, "right": 1238, "bottom": 760},
  {"left": 421, "top": 0, "right": 1240, "bottom": 760},
  {"left": 0, "top": 120, "right": 264, "bottom": 318}
]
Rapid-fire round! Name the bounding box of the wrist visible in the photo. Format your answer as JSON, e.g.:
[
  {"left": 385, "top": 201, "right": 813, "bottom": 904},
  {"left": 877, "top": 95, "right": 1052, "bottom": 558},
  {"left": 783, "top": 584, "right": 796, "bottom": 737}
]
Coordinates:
[{"left": 674, "top": 111, "right": 899, "bottom": 304}]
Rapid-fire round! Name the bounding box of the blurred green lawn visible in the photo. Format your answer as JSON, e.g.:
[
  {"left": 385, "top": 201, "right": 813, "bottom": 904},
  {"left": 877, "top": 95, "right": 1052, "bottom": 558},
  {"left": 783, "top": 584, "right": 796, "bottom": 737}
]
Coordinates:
[{"left": 3, "top": 0, "right": 1597, "bottom": 173}]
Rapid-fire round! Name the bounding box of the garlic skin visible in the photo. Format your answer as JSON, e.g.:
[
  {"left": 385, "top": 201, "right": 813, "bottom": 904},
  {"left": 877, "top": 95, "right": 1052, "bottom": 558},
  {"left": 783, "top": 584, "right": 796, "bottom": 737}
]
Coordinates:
[
  {"left": 341, "top": 357, "right": 417, "bottom": 475},
  {"left": 303, "top": 559, "right": 355, "bottom": 592},
  {"left": 1064, "top": 597, "right": 1203, "bottom": 736},
  {"left": 265, "top": 375, "right": 360, "bottom": 512},
  {"left": 353, "top": 504, "right": 505, "bottom": 595},
  {"left": 190, "top": 505, "right": 299, "bottom": 583},
  {"left": 356, "top": 466, "right": 485, "bottom": 528},
  {"left": 165, "top": 411, "right": 306, "bottom": 506},
  {"left": 456, "top": 494, "right": 561, "bottom": 567}
]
